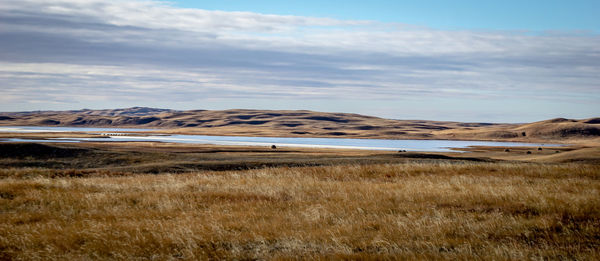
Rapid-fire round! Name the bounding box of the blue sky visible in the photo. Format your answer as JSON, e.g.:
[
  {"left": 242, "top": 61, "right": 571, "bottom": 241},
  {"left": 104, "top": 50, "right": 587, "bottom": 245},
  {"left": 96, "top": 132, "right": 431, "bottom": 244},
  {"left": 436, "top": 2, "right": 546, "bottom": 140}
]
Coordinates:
[
  {"left": 0, "top": 0, "right": 598, "bottom": 122},
  {"left": 174, "top": 0, "right": 600, "bottom": 32}
]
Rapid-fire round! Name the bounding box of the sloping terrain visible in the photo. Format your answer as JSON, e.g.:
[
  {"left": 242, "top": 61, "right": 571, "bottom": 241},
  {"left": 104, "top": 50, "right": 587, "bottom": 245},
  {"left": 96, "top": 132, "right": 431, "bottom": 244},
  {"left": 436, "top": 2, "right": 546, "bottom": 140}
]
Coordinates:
[
  {"left": 435, "top": 117, "right": 600, "bottom": 144},
  {"left": 514, "top": 118, "right": 600, "bottom": 138},
  {"left": 1, "top": 107, "right": 599, "bottom": 143},
  {"left": 2, "top": 107, "right": 175, "bottom": 117}
]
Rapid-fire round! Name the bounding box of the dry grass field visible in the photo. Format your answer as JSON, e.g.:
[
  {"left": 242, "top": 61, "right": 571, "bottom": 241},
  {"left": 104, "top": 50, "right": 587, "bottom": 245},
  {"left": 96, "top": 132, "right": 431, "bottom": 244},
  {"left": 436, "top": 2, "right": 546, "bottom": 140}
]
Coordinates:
[
  {"left": 1, "top": 149, "right": 599, "bottom": 259},
  {"left": 1, "top": 111, "right": 599, "bottom": 260}
]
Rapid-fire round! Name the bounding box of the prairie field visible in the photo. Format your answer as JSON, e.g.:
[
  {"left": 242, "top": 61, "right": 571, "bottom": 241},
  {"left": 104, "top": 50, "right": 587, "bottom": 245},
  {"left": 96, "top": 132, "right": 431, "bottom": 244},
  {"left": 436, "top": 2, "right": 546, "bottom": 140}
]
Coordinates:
[
  {"left": 3, "top": 1, "right": 600, "bottom": 259},
  {"left": 1, "top": 152, "right": 599, "bottom": 260}
]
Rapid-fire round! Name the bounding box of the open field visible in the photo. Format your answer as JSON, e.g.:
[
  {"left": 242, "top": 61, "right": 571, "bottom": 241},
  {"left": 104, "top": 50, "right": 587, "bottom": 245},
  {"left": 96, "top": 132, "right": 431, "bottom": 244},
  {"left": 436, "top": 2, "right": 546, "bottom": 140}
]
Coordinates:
[
  {"left": 3, "top": 0, "right": 599, "bottom": 259},
  {"left": 1, "top": 142, "right": 599, "bottom": 260},
  {"left": 0, "top": 142, "right": 499, "bottom": 178},
  {"left": 1, "top": 108, "right": 599, "bottom": 259}
]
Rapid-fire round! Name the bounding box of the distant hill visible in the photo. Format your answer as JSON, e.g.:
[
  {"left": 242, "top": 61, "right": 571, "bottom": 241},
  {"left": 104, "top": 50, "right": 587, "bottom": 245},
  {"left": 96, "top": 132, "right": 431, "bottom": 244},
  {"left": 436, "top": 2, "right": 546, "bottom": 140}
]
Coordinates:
[
  {"left": 435, "top": 117, "right": 600, "bottom": 143},
  {"left": 0, "top": 108, "right": 598, "bottom": 143},
  {"left": 2, "top": 107, "right": 176, "bottom": 117}
]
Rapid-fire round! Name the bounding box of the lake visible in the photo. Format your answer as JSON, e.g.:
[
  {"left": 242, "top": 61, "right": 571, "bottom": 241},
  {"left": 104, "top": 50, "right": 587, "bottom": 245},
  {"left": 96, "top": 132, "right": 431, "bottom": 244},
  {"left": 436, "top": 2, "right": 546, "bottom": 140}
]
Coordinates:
[{"left": 0, "top": 126, "right": 560, "bottom": 152}]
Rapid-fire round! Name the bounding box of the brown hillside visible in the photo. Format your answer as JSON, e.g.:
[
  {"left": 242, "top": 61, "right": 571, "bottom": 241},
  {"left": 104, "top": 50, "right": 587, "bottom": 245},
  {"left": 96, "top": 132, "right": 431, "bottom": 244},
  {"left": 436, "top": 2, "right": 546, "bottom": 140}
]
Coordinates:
[
  {"left": 516, "top": 118, "right": 600, "bottom": 137},
  {"left": 0, "top": 108, "right": 598, "bottom": 143},
  {"left": 435, "top": 117, "right": 600, "bottom": 143}
]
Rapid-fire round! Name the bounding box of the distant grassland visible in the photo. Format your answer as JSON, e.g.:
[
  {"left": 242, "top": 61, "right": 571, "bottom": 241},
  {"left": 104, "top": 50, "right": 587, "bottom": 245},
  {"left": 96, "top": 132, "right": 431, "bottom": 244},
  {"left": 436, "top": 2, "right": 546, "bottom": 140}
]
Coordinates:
[
  {"left": 1, "top": 162, "right": 599, "bottom": 260},
  {"left": 2, "top": 108, "right": 599, "bottom": 143}
]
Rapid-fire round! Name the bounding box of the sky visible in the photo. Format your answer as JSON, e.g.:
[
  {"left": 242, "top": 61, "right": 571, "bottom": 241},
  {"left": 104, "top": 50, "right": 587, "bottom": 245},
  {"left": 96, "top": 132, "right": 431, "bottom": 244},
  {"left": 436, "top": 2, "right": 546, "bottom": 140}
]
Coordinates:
[
  {"left": 0, "top": 0, "right": 599, "bottom": 122},
  {"left": 175, "top": 0, "right": 600, "bottom": 32}
]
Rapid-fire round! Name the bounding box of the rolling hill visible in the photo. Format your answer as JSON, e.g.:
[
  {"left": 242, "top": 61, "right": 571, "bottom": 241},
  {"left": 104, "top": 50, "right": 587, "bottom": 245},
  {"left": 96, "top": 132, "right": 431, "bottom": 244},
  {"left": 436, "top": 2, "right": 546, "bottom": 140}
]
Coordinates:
[{"left": 1, "top": 107, "right": 598, "bottom": 143}]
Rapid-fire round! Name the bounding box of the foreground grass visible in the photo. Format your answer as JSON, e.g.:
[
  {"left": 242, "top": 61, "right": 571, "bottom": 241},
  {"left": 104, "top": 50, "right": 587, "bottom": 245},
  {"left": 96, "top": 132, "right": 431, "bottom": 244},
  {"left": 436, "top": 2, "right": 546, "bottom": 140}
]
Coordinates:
[{"left": 1, "top": 162, "right": 599, "bottom": 260}]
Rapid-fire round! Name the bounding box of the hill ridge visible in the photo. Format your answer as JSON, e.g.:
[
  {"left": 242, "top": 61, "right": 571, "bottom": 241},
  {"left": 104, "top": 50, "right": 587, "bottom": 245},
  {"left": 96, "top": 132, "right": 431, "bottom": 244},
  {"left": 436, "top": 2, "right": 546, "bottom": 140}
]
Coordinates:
[{"left": 0, "top": 108, "right": 598, "bottom": 142}]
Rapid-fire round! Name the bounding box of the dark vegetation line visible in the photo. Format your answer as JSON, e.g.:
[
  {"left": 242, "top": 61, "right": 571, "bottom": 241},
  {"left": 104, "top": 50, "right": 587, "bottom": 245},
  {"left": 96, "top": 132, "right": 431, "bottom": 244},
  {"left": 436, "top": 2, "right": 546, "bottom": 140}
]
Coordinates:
[{"left": 0, "top": 143, "right": 497, "bottom": 178}]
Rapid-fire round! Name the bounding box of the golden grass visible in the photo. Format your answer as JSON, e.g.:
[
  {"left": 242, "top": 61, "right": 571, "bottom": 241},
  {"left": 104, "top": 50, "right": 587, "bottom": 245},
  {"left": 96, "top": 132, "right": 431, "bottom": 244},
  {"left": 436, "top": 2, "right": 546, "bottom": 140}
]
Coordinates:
[{"left": 1, "top": 162, "right": 599, "bottom": 260}]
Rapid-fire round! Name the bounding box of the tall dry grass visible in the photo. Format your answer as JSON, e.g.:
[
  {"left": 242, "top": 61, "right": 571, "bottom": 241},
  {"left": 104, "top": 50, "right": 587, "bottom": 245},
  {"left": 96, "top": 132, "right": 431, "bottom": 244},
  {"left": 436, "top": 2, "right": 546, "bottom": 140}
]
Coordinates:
[{"left": 1, "top": 162, "right": 599, "bottom": 260}]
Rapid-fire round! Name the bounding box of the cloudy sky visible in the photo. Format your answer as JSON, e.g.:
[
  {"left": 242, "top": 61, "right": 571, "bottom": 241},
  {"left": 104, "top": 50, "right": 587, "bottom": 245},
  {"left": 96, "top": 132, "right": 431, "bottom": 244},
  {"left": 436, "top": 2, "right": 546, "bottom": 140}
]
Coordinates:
[{"left": 1, "top": 0, "right": 599, "bottom": 122}]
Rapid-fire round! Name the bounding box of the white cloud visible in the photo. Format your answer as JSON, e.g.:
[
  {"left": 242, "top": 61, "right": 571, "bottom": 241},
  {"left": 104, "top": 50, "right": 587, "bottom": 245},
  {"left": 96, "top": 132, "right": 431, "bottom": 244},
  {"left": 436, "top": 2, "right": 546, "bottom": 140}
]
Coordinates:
[{"left": 0, "top": 0, "right": 598, "bottom": 121}]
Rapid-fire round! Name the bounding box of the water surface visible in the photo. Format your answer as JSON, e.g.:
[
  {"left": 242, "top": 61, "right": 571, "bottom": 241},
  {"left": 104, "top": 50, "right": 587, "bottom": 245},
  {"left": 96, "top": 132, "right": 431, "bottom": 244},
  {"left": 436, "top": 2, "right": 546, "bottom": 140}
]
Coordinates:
[
  {"left": 0, "top": 126, "right": 154, "bottom": 133},
  {"left": 0, "top": 126, "right": 561, "bottom": 152}
]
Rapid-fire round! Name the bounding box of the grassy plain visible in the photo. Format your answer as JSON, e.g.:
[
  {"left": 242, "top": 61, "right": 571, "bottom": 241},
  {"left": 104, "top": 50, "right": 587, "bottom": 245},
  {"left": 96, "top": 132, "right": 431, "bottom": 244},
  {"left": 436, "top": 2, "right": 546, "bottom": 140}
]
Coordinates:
[{"left": 0, "top": 142, "right": 599, "bottom": 260}]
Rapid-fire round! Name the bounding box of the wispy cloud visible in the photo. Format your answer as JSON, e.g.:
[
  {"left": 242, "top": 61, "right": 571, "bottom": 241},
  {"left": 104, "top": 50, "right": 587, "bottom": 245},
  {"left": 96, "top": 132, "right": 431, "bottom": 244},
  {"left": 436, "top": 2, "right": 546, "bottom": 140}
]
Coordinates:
[{"left": 0, "top": 0, "right": 598, "bottom": 121}]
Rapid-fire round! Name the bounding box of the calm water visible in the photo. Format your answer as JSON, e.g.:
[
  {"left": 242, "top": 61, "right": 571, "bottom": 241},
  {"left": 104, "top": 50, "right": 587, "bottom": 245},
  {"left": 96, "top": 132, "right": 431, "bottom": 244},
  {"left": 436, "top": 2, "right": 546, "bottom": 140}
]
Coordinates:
[
  {"left": 0, "top": 126, "right": 561, "bottom": 152},
  {"left": 0, "top": 126, "right": 155, "bottom": 133}
]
